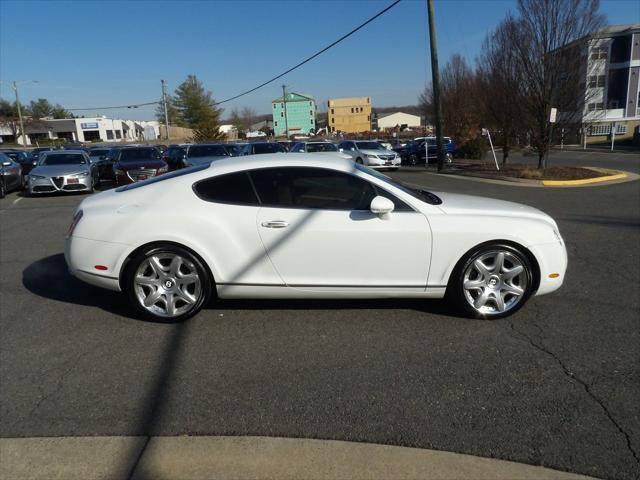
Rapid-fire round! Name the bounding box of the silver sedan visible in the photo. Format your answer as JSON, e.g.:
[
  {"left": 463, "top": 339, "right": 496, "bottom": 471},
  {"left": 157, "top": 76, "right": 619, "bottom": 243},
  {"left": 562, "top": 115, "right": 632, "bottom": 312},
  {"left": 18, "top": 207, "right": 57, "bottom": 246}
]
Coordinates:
[{"left": 28, "top": 150, "right": 97, "bottom": 195}]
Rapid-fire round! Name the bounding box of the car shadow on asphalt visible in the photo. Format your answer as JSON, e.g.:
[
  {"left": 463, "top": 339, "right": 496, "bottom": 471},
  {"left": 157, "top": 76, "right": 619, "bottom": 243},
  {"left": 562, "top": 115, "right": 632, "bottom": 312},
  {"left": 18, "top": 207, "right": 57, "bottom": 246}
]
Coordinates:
[{"left": 22, "top": 254, "right": 465, "bottom": 321}]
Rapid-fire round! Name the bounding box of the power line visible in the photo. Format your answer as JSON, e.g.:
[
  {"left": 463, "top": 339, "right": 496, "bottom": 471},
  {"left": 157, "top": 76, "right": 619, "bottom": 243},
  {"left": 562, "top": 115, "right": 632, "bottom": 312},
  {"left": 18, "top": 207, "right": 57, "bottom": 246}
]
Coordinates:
[
  {"left": 63, "top": 0, "right": 401, "bottom": 112},
  {"left": 67, "top": 101, "right": 160, "bottom": 111},
  {"left": 214, "top": 0, "right": 402, "bottom": 105}
]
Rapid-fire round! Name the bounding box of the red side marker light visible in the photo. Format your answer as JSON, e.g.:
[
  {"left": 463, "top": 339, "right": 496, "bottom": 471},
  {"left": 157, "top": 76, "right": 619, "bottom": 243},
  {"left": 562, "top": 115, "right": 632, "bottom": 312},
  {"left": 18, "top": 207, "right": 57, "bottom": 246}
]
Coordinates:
[{"left": 95, "top": 265, "right": 108, "bottom": 271}]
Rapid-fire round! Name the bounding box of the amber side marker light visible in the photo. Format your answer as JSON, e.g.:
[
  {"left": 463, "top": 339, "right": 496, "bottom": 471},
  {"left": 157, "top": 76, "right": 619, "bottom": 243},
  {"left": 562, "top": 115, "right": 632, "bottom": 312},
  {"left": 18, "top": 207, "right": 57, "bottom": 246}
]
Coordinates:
[
  {"left": 94, "top": 265, "right": 108, "bottom": 271},
  {"left": 548, "top": 273, "right": 560, "bottom": 278}
]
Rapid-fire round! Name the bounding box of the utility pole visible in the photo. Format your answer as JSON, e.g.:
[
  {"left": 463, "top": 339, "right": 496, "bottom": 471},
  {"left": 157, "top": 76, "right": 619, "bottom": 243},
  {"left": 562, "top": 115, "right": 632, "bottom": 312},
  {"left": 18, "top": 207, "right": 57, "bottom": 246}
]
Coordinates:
[
  {"left": 426, "top": 0, "right": 445, "bottom": 171},
  {"left": 161, "top": 79, "right": 170, "bottom": 140},
  {"left": 282, "top": 84, "right": 289, "bottom": 139},
  {"left": 12, "top": 81, "right": 28, "bottom": 148}
]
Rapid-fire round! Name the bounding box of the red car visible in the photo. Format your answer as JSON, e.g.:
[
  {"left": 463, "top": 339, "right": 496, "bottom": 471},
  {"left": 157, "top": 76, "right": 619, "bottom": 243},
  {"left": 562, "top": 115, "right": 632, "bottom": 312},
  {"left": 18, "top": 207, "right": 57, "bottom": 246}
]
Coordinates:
[{"left": 112, "top": 147, "right": 168, "bottom": 185}]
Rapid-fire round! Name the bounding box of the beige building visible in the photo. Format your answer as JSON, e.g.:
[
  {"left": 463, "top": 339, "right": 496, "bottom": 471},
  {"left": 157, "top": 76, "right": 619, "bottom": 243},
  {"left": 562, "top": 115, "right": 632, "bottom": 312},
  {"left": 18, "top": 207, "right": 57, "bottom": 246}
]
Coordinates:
[{"left": 327, "top": 97, "right": 372, "bottom": 133}]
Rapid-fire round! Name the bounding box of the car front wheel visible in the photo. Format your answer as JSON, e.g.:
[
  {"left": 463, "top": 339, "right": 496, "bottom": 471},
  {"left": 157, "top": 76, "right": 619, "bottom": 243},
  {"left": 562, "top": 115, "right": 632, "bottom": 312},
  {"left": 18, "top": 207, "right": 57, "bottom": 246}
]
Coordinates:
[
  {"left": 448, "top": 244, "right": 534, "bottom": 319},
  {"left": 124, "top": 244, "right": 212, "bottom": 322}
]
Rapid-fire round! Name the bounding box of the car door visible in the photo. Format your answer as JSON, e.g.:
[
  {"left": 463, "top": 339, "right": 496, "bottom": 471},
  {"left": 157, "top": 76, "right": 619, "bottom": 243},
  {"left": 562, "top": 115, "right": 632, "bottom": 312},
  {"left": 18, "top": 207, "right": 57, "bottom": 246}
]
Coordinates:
[{"left": 251, "top": 166, "right": 431, "bottom": 289}]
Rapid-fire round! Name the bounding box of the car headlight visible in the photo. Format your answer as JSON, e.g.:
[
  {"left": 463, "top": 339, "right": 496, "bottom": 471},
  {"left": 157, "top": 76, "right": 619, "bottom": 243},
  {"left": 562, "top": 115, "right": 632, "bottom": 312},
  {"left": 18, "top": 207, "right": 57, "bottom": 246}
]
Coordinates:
[
  {"left": 114, "top": 169, "right": 125, "bottom": 175},
  {"left": 365, "top": 154, "right": 378, "bottom": 159},
  {"left": 30, "top": 174, "right": 45, "bottom": 180},
  {"left": 71, "top": 172, "right": 90, "bottom": 178}
]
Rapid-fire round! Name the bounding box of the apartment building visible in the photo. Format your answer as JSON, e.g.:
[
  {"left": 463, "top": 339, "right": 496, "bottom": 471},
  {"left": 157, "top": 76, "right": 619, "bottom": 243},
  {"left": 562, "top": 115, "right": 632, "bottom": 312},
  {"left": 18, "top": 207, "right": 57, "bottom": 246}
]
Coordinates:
[
  {"left": 577, "top": 24, "right": 640, "bottom": 143},
  {"left": 272, "top": 92, "right": 316, "bottom": 137},
  {"left": 327, "top": 97, "right": 372, "bottom": 133}
]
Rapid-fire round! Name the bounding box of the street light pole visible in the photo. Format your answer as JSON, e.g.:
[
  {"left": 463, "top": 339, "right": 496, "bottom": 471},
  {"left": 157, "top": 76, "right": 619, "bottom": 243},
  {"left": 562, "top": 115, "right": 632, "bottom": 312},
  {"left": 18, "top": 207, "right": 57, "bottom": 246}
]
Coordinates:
[
  {"left": 161, "top": 79, "right": 170, "bottom": 140},
  {"left": 12, "top": 81, "right": 28, "bottom": 148},
  {"left": 426, "top": 0, "right": 445, "bottom": 171},
  {"left": 282, "top": 84, "right": 289, "bottom": 139}
]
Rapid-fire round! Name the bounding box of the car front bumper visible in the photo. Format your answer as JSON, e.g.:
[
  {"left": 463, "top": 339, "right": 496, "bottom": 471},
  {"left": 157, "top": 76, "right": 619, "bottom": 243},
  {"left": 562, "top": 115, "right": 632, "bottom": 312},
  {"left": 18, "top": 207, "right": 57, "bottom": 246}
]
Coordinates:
[
  {"left": 29, "top": 175, "right": 92, "bottom": 194},
  {"left": 530, "top": 240, "right": 568, "bottom": 296},
  {"left": 366, "top": 157, "right": 401, "bottom": 169}
]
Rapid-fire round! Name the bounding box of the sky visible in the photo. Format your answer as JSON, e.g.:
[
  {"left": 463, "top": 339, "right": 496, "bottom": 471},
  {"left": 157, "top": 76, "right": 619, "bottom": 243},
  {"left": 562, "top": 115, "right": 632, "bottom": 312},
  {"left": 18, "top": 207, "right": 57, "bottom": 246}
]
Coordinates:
[{"left": 1, "top": 0, "right": 638, "bottom": 121}]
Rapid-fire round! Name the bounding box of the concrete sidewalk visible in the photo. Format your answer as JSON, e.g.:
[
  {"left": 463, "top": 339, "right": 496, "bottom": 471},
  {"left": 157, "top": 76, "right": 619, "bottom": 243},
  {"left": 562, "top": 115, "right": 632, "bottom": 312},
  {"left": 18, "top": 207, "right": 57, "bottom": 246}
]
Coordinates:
[{"left": 0, "top": 436, "right": 598, "bottom": 480}]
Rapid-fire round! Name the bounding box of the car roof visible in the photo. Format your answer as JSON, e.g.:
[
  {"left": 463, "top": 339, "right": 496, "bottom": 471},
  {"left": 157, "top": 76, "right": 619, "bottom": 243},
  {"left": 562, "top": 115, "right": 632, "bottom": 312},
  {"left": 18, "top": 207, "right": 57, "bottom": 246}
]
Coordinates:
[
  {"left": 42, "top": 149, "right": 86, "bottom": 155},
  {"left": 207, "top": 153, "right": 353, "bottom": 174}
]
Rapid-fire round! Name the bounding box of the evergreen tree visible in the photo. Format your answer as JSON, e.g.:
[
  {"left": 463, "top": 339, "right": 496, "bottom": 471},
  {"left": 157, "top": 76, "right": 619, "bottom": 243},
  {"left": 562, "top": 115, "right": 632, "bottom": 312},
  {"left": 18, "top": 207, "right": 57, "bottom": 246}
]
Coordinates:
[{"left": 173, "top": 75, "right": 224, "bottom": 139}]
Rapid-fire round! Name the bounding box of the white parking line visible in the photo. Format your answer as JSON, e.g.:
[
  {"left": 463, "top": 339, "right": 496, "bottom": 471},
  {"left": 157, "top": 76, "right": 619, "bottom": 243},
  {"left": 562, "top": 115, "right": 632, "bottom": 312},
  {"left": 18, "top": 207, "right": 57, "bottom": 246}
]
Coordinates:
[{"left": 11, "top": 197, "right": 22, "bottom": 207}]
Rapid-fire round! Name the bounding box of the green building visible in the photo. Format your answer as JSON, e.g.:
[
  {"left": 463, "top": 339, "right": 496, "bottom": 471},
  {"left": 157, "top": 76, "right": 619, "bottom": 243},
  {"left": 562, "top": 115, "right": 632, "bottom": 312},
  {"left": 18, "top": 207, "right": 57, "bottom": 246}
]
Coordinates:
[{"left": 272, "top": 92, "right": 316, "bottom": 137}]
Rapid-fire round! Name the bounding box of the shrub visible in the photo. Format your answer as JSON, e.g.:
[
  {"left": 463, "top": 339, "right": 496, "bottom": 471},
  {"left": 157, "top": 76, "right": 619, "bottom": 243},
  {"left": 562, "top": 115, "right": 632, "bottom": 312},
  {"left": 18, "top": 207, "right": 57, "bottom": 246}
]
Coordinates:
[{"left": 458, "top": 137, "right": 487, "bottom": 159}]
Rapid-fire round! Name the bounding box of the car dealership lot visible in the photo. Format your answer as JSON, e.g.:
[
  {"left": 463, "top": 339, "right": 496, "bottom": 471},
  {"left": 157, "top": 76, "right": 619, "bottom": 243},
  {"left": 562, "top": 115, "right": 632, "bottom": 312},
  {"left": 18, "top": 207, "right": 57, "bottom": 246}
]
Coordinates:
[{"left": 1, "top": 163, "right": 638, "bottom": 479}]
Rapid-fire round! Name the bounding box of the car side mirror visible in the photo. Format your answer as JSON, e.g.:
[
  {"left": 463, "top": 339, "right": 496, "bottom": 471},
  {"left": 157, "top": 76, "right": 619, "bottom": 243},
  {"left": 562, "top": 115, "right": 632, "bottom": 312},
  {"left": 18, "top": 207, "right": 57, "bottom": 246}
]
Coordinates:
[{"left": 370, "top": 196, "right": 394, "bottom": 218}]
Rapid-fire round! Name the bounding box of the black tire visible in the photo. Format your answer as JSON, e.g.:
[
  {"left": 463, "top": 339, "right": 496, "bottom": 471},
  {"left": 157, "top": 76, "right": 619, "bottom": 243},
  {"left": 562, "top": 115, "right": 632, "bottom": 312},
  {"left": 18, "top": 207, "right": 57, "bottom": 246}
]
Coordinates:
[
  {"left": 123, "top": 244, "right": 213, "bottom": 323},
  {"left": 355, "top": 157, "right": 363, "bottom": 164},
  {"left": 445, "top": 153, "right": 454, "bottom": 164},
  {"left": 447, "top": 243, "right": 534, "bottom": 319},
  {"left": 0, "top": 180, "right": 5, "bottom": 199},
  {"left": 20, "top": 175, "right": 27, "bottom": 190},
  {"left": 409, "top": 153, "right": 418, "bottom": 165}
]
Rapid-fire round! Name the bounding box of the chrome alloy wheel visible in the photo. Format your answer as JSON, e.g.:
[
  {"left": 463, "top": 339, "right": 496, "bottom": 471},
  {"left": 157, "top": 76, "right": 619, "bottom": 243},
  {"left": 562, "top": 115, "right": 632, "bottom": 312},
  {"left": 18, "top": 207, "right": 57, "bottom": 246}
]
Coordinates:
[
  {"left": 462, "top": 250, "right": 527, "bottom": 316},
  {"left": 134, "top": 253, "right": 202, "bottom": 318}
]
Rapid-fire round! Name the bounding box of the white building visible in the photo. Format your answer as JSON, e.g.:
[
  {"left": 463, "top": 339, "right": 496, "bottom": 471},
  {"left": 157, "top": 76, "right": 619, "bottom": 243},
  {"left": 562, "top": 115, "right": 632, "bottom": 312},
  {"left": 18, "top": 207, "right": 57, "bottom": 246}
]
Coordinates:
[
  {"left": 573, "top": 24, "right": 640, "bottom": 142},
  {"left": 0, "top": 116, "right": 161, "bottom": 145},
  {"left": 376, "top": 112, "right": 421, "bottom": 131}
]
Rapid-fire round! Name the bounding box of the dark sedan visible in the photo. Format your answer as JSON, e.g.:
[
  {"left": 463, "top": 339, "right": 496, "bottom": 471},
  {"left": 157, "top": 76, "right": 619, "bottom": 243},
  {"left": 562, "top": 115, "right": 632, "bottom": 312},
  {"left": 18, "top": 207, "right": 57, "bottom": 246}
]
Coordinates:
[
  {"left": 0, "top": 149, "right": 35, "bottom": 177},
  {"left": 112, "top": 147, "right": 168, "bottom": 185},
  {"left": 0, "top": 152, "right": 23, "bottom": 197}
]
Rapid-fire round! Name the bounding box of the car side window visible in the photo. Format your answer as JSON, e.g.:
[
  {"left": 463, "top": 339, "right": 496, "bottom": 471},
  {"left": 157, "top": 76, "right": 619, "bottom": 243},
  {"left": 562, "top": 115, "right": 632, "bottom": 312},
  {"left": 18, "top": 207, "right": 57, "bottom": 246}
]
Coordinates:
[
  {"left": 249, "top": 167, "right": 377, "bottom": 211},
  {"left": 193, "top": 171, "right": 259, "bottom": 206}
]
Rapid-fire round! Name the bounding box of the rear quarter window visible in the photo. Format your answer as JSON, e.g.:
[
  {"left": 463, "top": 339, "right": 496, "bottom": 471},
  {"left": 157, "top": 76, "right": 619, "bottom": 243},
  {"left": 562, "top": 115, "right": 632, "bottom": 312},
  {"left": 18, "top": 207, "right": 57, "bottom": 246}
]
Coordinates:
[{"left": 193, "top": 171, "right": 259, "bottom": 205}]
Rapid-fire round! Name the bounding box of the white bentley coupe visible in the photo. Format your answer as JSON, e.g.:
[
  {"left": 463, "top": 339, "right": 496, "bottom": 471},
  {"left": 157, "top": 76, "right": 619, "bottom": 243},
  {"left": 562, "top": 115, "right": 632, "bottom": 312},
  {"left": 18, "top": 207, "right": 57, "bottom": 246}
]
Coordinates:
[{"left": 65, "top": 154, "right": 567, "bottom": 322}]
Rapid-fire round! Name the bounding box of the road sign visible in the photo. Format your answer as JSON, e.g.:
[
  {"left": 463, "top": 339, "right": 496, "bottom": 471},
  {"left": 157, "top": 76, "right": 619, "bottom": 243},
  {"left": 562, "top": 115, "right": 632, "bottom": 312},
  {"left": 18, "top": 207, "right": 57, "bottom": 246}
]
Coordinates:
[{"left": 549, "top": 108, "right": 557, "bottom": 124}]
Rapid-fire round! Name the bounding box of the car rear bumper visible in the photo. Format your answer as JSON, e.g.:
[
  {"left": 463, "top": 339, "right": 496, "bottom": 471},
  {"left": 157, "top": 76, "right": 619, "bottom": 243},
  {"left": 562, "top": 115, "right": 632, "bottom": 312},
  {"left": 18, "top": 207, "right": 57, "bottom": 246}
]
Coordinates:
[{"left": 65, "top": 235, "right": 130, "bottom": 292}]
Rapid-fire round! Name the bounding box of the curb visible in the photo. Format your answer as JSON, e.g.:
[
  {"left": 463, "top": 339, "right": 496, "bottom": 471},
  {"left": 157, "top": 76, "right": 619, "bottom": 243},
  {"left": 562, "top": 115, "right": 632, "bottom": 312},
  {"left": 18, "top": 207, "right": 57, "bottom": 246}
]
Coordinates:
[
  {"left": 542, "top": 172, "right": 627, "bottom": 186},
  {"left": 0, "top": 435, "right": 599, "bottom": 480},
  {"left": 429, "top": 168, "right": 636, "bottom": 188}
]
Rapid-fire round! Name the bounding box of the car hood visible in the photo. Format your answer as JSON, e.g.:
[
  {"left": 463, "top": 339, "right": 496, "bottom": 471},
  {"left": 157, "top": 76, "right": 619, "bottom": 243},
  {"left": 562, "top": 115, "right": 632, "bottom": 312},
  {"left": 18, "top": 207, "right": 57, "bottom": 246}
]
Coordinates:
[
  {"left": 360, "top": 149, "right": 395, "bottom": 156},
  {"left": 435, "top": 192, "right": 557, "bottom": 227},
  {"left": 115, "top": 160, "right": 166, "bottom": 170},
  {"left": 30, "top": 164, "right": 90, "bottom": 176}
]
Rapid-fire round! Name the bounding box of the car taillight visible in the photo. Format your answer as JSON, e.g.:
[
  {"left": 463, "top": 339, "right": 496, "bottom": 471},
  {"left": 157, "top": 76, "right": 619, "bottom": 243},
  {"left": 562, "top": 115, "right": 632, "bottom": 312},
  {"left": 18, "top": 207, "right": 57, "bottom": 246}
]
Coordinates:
[{"left": 67, "top": 209, "right": 83, "bottom": 237}]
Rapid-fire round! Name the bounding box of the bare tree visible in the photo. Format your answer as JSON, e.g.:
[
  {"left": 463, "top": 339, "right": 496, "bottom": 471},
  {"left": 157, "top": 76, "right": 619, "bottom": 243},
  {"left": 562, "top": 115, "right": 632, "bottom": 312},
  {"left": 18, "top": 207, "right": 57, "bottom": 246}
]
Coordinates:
[
  {"left": 477, "top": 18, "right": 525, "bottom": 164},
  {"left": 508, "top": 0, "right": 605, "bottom": 167},
  {"left": 240, "top": 107, "right": 257, "bottom": 132}
]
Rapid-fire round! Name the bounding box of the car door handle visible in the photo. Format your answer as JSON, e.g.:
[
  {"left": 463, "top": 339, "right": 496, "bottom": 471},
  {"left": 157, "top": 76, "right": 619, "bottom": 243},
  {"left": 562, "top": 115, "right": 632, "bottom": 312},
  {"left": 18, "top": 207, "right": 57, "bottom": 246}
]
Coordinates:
[{"left": 261, "top": 220, "right": 289, "bottom": 228}]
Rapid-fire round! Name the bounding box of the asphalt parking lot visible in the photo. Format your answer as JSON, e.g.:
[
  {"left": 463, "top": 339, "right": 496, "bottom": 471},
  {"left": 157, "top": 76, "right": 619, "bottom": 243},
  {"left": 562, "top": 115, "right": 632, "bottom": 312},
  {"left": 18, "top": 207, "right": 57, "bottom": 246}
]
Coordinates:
[{"left": 1, "top": 152, "right": 638, "bottom": 480}]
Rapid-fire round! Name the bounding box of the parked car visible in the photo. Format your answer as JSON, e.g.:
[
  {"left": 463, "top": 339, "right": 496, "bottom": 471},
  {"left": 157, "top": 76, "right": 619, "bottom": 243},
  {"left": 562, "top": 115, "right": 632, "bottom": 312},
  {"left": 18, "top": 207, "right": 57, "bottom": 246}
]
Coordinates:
[
  {"left": 223, "top": 144, "right": 245, "bottom": 157},
  {"left": 162, "top": 145, "right": 188, "bottom": 171},
  {"left": 373, "top": 139, "right": 393, "bottom": 150},
  {"left": 0, "top": 149, "right": 34, "bottom": 178},
  {"left": 183, "top": 144, "right": 231, "bottom": 168},
  {"left": 28, "top": 147, "right": 55, "bottom": 163},
  {"left": 242, "top": 142, "right": 286, "bottom": 155},
  {"left": 65, "top": 154, "right": 567, "bottom": 322},
  {"left": 395, "top": 137, "right": 457, "bottom": 165},
  {"left": 290, "top": 142, "right": 353, "bottom": 160},
  {"left": 337, "top": 140, "right": 401, "bottom": 170},
  {"left": 112, "top": 147, "right": 168, "bottom": 185},
  {"left": 88, "top": 147, "right": 111, "bottom": 165},
  {"left": 277, "top": 141, "right": 295, "bottom": 152},
  {"left": 0, "top": 152, "right": 23, "bottom": 198},
  {"left": 28, "top": 150, "right": 96, "bottom": 195}
]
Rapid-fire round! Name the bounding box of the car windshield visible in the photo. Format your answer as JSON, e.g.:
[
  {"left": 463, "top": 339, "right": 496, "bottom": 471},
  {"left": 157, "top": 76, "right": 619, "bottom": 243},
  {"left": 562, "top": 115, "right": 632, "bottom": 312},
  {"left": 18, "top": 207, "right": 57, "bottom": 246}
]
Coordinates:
[
  {"left": 253, "top": 143, "right": 285, "bottom": 154},
  {"left": 354, "top": 163, "right": 442, "bottom": 205},
  {"left": 356, "top": 142, "right": 384, "bottom": 150},
  {"left": 119, "top": 148, "right": 159, "bottom": 161},
  {"left": 306, "top": 143, "right": 338, "bottom": 153},
  {"left": 41, "top": 154, "right": 86, "bottom": 165},
  {"left": 188, "top": 145, "right": 229, "bottom": 157},
  {"left": 89, "top": 149, "right": 109, "bottom": 156}
]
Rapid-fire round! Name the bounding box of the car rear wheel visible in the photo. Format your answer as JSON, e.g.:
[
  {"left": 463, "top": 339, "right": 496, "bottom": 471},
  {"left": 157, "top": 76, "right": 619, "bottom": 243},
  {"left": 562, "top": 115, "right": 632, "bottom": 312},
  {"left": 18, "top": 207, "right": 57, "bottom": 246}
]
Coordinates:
[
  {"left": 448, "top": 243, "right": 534, "bottom": 319},
  {"left": 445, "top": 153, "right": 454, "bottom": 164},
  {"left": 355, "top": 157, "right": 363, "bottom": 164},
  {"left": 0, "top": 180, "right": 5, "bottom": 198},
  {"left": 409, "top": 153, "right": 418, "bottom": 165},
  {"left": 124, "top": 244, "right": 212, "bottom": 322}
]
